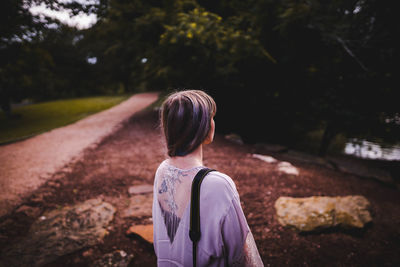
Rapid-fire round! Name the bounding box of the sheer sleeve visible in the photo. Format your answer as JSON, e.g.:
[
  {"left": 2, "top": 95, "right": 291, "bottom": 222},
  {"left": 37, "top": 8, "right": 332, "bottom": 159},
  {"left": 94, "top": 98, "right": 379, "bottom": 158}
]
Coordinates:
[
  {"left": 221, "top": 195, "right": 264, "bottom": 266},
  {"left": 243, "top": 230, "right": 264, "bottom": 266}
]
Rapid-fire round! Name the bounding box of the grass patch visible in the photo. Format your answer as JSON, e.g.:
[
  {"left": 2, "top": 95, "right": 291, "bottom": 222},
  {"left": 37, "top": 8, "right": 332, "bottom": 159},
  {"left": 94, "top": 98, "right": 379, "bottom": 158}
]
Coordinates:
[{"left": 0, "top": 95, "right": 130, "bottom": 144}]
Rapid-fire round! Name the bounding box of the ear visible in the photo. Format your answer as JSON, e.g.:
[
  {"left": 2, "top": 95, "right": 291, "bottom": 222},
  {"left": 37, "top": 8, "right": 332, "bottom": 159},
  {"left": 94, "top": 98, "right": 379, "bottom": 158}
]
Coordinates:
[{"left": 203, "top": 118, "right": 215, "bottom": 145}]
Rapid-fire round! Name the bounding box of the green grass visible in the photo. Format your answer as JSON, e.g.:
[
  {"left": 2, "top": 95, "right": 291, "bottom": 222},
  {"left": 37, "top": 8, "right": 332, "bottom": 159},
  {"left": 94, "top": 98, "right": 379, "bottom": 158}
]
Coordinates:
[{"left": 0, "top": 95, "right": 130, "bottom": 144}]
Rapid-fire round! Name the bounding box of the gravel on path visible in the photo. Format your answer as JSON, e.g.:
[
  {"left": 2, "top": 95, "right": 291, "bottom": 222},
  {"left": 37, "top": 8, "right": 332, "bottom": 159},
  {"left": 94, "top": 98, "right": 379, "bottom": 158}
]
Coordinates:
[{"left": 0, "top": 92, "right": 159, "bottom": 217}]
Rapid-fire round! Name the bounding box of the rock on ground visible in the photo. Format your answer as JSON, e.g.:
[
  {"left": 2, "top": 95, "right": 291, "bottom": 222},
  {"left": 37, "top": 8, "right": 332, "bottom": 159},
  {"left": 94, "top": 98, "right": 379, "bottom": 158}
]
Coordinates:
[
  {"left": 252, "top": 154, "right": 278, "bottom": 163},
  {"left": 128, "top": 184, "right": 153, "bottom": 195},
  {"left": 122, "top": 194, "right": 153, "bottom": 218},
  {"left": 327, "top": 156, "right": 394, "bottom": 185},
  {"left": 274, "top": 195, "right": 372, "bottom": 232},
  {"left": 1, "top": 198, "right": 116, "bottom": 267},
  {"left": 251, "top": 153, "right": 299, "bottom": 176},
  {"left": 277, "top": 161, "right": 299, "bottom": 176},
  {"left": 126, "top": 224, "right": 154, "bottom": 243},
  {"left": 91, "top": 250, "right": 134, "bottom": 267}
]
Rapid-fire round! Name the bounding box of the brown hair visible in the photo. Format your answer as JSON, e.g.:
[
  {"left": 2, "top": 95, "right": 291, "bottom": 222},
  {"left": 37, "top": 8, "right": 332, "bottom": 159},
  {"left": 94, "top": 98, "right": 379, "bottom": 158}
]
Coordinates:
[{"left": 160, "top": 90, "right": 217, "bottom": 157}]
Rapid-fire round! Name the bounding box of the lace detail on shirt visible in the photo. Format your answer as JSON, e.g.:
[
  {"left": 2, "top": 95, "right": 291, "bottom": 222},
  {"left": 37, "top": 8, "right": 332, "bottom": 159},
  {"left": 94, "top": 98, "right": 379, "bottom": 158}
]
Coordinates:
[
  {"left": 244, "top": 231, "right": 264, "bottom": 266},
  {"left": 156, "top": 162, "right": 203, "bottom": 243},
  {"left": 158, "top": 168, "right": 183, "bottom": 214},
  {"left": 230, "top": 231, "right": 264, "bottom": 267}
]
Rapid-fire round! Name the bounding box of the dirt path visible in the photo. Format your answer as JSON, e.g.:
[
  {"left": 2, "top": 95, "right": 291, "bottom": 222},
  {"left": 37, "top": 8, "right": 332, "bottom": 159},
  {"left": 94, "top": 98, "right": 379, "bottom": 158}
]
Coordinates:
[
  {"left": 0, "top": 92, "right": 159, "bottom": 217},
  {"left": 1, "top": 105, "right": 399, "bottom": 266}
]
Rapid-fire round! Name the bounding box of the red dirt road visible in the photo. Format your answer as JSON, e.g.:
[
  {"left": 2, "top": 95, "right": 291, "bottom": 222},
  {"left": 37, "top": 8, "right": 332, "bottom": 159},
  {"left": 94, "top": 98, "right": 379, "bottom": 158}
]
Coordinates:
[{"left": 0, "top": 92, "right": 159, "bottom": 217}]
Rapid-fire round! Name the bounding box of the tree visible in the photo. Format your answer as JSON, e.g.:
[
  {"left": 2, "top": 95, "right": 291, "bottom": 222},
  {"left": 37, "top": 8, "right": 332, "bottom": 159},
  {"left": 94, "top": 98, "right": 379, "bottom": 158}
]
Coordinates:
[
  {"left": 4, "top": 0, "right": 396, "bottom": 156},
  {"left": 0, "top": 0, "right": 103, "bottom": 116},
  {"left": 83, "top": 0, "right": 398, "bottom": 154},
  {"left": 0, "top": 0, "right": 39, "bottom": 116},
  {"left": 274, "top": 0, "right": 399, "bottom": 155}
]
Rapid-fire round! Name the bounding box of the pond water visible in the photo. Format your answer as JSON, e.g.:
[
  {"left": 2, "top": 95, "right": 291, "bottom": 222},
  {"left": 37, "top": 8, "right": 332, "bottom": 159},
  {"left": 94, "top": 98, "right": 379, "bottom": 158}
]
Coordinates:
[{"left": 344, "top": 139, "right": 400, "bottom": 161}]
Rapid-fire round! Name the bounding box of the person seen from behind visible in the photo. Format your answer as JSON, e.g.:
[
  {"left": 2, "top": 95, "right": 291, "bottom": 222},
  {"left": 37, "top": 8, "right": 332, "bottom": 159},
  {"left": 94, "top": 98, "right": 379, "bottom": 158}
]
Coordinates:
[{"left": 152, "top": 89, "right": 264, "bottom": 266}]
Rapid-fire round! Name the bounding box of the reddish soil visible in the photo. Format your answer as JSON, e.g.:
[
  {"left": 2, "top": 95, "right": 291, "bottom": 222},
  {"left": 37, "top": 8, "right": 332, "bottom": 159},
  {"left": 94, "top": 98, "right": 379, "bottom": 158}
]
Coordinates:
[
  {"left": 1, "top": 108, "right": 399, "bottom": 267},
  {"left": 0, "top": 92, "right": 159, "bottom": 217}
]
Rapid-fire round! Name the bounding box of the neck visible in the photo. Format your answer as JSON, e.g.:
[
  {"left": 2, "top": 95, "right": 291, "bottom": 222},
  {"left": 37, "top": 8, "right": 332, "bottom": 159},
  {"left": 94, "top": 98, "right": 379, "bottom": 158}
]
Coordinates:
[{"left": 168, "top": 145, "right": 203, "bottom": 169}]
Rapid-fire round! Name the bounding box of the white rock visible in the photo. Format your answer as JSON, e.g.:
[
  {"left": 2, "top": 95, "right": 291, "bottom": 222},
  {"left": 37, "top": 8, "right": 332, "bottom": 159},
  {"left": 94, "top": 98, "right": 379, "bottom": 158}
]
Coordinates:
[
  {"left": 128, "top": 184, "right": 153, "bottom": 195},
  {"left": 277, "top": 161, "right": 299, "bottom": 176},
  {"left": 252, "top": 154, "right": 278, "bottom": 163}
]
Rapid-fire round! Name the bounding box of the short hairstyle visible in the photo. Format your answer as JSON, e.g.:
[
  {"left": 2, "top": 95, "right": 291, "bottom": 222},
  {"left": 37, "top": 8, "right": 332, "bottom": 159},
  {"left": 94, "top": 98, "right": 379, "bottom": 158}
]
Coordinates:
[{"left": 160, "top": 90, "right": 217, "bottom": 157}]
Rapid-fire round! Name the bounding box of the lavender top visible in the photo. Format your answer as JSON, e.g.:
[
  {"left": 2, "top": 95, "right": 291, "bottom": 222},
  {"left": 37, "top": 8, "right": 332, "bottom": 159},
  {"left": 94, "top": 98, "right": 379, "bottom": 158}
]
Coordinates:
[{"left": 152, "top": 160, "right": 263, "bottom": 266}]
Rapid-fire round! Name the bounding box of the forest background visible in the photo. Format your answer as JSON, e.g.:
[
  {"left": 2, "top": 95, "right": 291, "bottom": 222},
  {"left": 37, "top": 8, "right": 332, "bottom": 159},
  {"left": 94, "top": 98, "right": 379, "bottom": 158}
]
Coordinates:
[{"left": 1, "top": 0, "right": 399, "bottom": 157}]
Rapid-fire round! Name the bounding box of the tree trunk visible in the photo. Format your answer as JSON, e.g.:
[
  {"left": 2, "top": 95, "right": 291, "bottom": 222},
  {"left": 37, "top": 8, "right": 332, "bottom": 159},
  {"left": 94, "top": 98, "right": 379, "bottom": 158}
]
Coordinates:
[
  {"left": 0, "top": 91, "right": 12, "bottom": 118},
  {"left": 318, "top": 122, "right": 338, "bottom": 157}
]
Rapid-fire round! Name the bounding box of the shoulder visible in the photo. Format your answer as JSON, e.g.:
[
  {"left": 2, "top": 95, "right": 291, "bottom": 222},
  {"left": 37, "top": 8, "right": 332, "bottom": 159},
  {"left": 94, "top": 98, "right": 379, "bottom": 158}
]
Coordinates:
[
  {"left": 204, "top": 171, "right": 237, "bottom": 190},
  {"left": 154, "top": 160, "right": 168, "bottom": 176},
  {"left": 201, "top": 170, "right": 239, "bottom": 201}
]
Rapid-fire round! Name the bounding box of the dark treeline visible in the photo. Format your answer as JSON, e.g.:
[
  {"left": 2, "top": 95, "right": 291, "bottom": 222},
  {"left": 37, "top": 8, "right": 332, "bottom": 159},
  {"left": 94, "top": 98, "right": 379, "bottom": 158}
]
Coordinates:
[{"left": 1, "top": 0, "right": 398, "bottom": 155}]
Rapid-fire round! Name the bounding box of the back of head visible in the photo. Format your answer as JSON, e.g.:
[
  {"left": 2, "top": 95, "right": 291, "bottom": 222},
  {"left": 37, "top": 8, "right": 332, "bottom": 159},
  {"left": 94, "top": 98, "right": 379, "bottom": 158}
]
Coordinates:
[{"left": 160, "top": 90, "right": 217, "bottom": 157}]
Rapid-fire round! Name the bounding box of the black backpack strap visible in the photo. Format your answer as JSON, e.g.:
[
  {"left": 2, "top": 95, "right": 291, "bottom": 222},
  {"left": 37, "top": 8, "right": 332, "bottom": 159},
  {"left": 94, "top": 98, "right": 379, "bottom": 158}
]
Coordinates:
[{"left": 189, "top": 168, "right": 215, "bottom": 267}]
